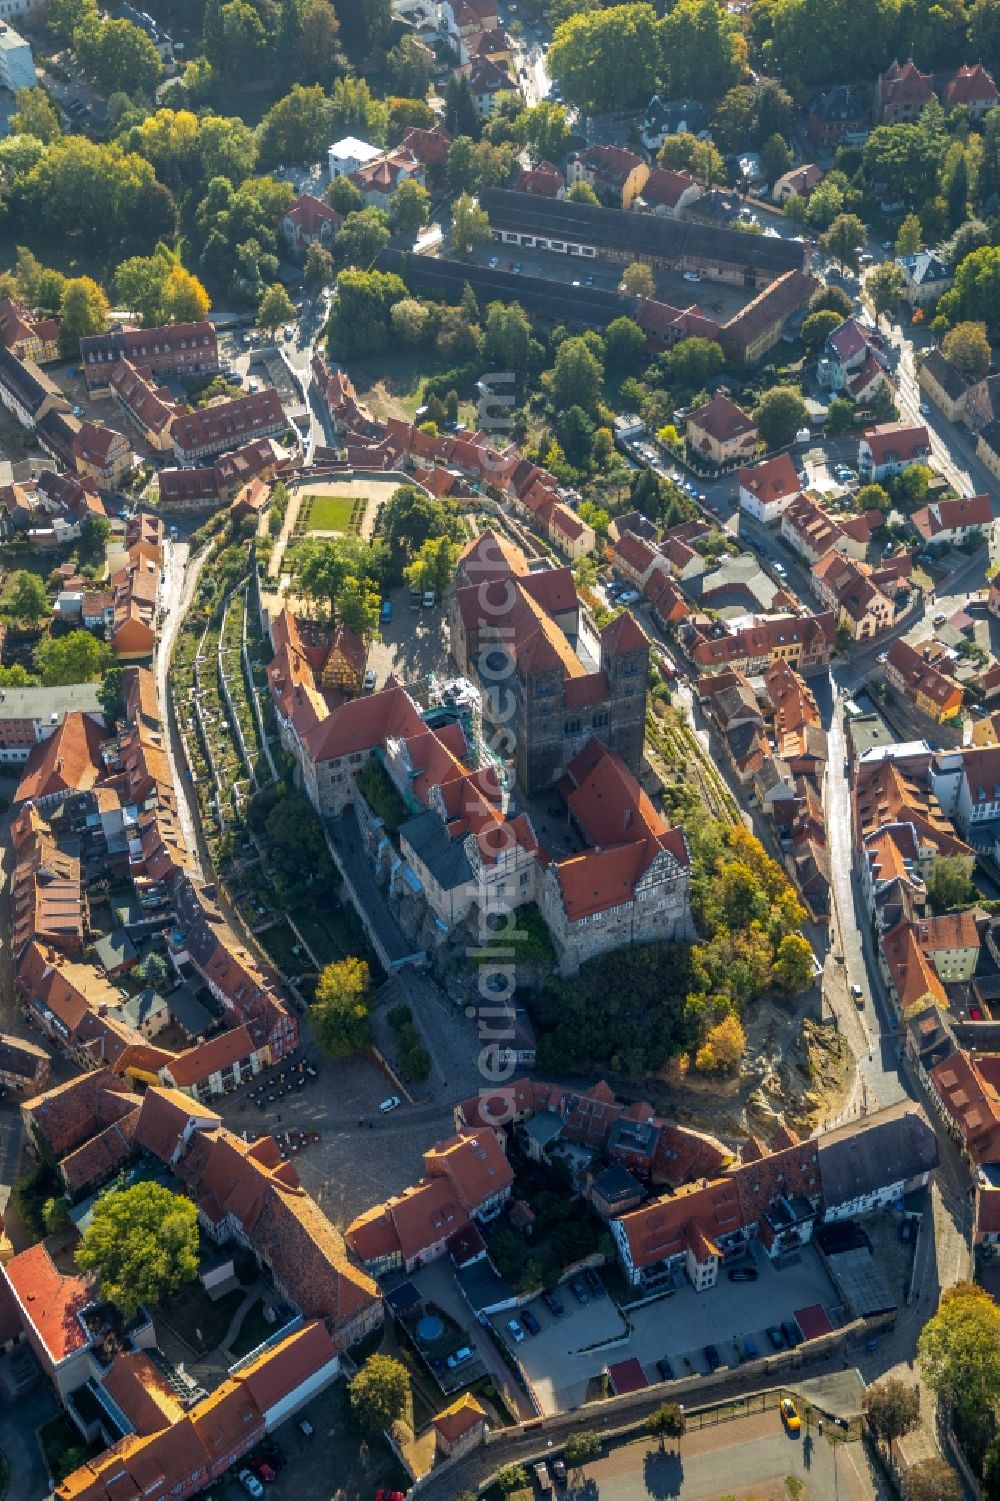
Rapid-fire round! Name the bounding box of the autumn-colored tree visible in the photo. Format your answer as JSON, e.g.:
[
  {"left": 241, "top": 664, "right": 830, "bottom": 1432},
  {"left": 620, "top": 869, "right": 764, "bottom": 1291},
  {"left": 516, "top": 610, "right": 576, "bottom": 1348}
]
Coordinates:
[{"left": 694, "top": 1014, "right": 745, "bottom": 1073}]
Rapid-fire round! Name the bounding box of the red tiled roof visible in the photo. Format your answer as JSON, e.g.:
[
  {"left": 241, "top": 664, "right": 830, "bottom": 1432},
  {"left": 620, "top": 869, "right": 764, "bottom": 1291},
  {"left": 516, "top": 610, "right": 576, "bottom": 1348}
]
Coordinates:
[
  {"left": 688, "top": 394, "right": 756, "bottom": 443},
  {"left": 15, "top": 712, "right": 107, "bottom": 804},
  {"left": 4, "top": 1241, "right": 93, "bottom": 1362},
  {"left": 739, "top": 451, "right": 799, "bottom": 505}
]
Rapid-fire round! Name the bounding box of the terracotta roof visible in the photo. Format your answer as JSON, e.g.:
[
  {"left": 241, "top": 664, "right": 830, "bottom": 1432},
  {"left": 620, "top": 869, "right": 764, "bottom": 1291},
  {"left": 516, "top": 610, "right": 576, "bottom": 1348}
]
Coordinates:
[
  {"left": 739, "top": 452, "right": 799, "bottom": 505},
  {"left": 172, "top": 390, "right": 284, "bottom": 458},
  {"left": 101, "top": 1350, "right": 187, "bottom": 1435},
  {"left": 931, "top": 1050, "right": 1000, "bottom": 1162},
  {"left": 283, "top": 193, "right": 343, "bottom": 234},
  {"left": 883, "top": 919, "right": 948, "bottom": 1011},
  {"left": 15, "top": 712, "right": 107, "bottom": 804},
  {"left": 434, "top": 1394, "right": 486, "bottom": 1444},
  {"left": 913, "top": 910, "right": 982, "bottom": 953},
  {"left": 641, "top": 167, "right": 697, "bottom": 209},
  {"left": 946, "top": 63, "right": 998, "bottom": 105},
  {"left": 132, "top": 1086, "right": 222, "bottom": 1162},
  {"left": 21, "top": 1066, "right": 135, "bottom": 1158},
  {"left": 885, "top": 638, "right": 962, "bottom": 710},
  {"left": 424, "top": 1127, "right": 514, "bottom": 1209},
  {"left": 4, "top": 1240, "right": 94, "bottom": 1362},
  {"left": 879, "top": 58, "right": 934, "bottom": 107},
  {"left": 862, "top": 421, "right": 929, "bottom": 465},
  {"left": 688, "top": 394, "right": 756, "bottom": 443}
]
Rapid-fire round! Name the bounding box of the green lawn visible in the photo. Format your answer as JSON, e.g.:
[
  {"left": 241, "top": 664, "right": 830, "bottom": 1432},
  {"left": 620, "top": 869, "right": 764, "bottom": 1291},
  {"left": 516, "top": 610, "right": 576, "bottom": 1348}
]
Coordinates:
[
  {"left": 303, "top": 494, "right": 357, "bottom": 533},
  {"left": 229, "top": 1297, "right": 274, "bottom": 1358},
  {"left": 159, "top": 1283, "right": 245, "bottom": 1354}
]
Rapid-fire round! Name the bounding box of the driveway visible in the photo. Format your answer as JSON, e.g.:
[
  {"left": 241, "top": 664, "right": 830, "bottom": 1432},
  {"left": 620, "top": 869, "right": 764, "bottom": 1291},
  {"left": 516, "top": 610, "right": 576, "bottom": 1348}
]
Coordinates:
[
  {"left": 512, "top": 1243, "right": 843, "bottom": 1415},
  {"left": 0, "top": 1380, "right": 58, "bottom": 1501},
  {"left": 407, "top": 1258, "right": 536, "bottom": 1420}
]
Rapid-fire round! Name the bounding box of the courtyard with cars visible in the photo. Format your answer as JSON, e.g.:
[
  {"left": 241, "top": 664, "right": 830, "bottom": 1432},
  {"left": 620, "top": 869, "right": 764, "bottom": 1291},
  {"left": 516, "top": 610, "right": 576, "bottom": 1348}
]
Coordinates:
[{"left": 492, "top": 1241, "right": 845, "bottom": 1416}]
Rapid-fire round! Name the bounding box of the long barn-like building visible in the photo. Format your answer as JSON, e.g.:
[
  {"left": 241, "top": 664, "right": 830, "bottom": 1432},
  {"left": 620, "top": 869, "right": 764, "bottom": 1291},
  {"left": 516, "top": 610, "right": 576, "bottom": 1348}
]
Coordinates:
[{"left": 477, "top": 187, "right": 810, "bottom": 287}]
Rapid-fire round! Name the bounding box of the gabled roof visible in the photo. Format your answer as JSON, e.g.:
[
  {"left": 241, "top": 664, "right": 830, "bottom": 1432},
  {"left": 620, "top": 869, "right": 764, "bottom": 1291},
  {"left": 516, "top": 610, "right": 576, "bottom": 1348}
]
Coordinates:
[
  {"left": 15, "top": 712, "right": 107, "bottom": 804},
  {"left": 688, "top": 393, "right": 756, "bottom": 443},
  {"left": 4, "top": 1240, "right": 93, "bottom": 1363},
  {"left": 739, "top": 451, "right": 799, "bottom": 505},
  {"left": 862, "top": 421, "right": 929, "bottom": 465},
  {"left": 946, "top": 63, "right": 998, "bottom": 105}
]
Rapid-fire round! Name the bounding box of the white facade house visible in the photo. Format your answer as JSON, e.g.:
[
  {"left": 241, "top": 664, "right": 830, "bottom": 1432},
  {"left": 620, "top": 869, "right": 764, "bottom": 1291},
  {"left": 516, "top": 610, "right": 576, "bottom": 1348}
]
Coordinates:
[
  {"left": 328, "top": 136, "right": 383, "bottom": 181},
  {"left": 0, "top": 23, "right": 34, "bottom": 91}
]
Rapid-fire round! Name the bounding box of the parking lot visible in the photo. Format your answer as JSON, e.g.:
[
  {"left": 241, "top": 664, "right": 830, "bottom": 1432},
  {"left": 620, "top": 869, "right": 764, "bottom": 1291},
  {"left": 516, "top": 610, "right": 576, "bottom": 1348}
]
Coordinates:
[
  {"left": 502, "top": 1242, "right": 843, "bottom": 1415},
  {"left": 365, "top": 583, "right": 452, "bottom": 695},
  {"left": 470, "top": 243, "right": 756, "bottom": 320}
]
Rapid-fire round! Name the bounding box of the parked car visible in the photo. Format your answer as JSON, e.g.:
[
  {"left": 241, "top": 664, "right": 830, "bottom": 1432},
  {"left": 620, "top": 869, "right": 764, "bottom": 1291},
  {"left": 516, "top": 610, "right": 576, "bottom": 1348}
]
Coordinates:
[
  {"left": 489, "top": 255, "right": 500, "bottom": 269},
  {"left": 380, "top": 599, "right": 392, "bottom": 623},
  {"left": 298, "top": 1420, "right": 313, "bottom": 1438},
  {"left": 656, "top": 1356, "right": 674, "bottom": 1380},
  {"left": 683, "top": 270, "right": 702, "bottom": 282},
  {"left": 376, "top": 1490, "right": 405, "bottom": 1501},
  {"left": 704, "top": 1344, "right": 721, "bottom": 1370},
  {"left": 421, "top": 590, "right": 436, "bottom": 608},
  {"left": 780, "top": 1397, "right": 802, "bottom": 1433},
  {"left": 570, "top": 1278, "right": 590, "bottom": 1304},
  {"left": 919, "top": 402, "right": 931, "bottom": 416},
  {"left": 766, "top": 1326, "right": 785, "bottom": 1350},
  {"left": 521, "top": 1309, "right": 541, "bottom": 1335},
  {"left": 584, "top": 1268, "right": 606, "bottom": 1299},
  {"left": 238, "top": 1473, "right": 264, "bottom": 1499},
  {"left": 618, "top": 588, "right": 641, "bottom": 605},
  {"left": 534, "top": 1462, "right": 553, "bottom": 1493},
  {"left": 363, "top": 669, "right": 377, "bottom": 693},
  {"left": 551, "top": 1458, "right": 567, "bottom": 1484},
  {"left": 543, "top": 1290, "right": 564, "bottom": 1317},
  {"left": 782, "top": 1321, "right": 802, "bottom": 1348},
  {"left": 446, "top": 1346, "right": 473, "bottom": 1369},
  {"left": 379, "top": 1094, "right": 401, "bottom": 1113},
  {"left": 507, "top": 1317, "right": 525, "bottom": 1343},
  {"left": 727, "top": 1267, "right": 758, "bottom": 1282},
  {"left": 851, "top": 984, "right": 865, "bottom": 1008},
  {"left": 251, "top": 1459, "right": 276, "bottom": 1483}
]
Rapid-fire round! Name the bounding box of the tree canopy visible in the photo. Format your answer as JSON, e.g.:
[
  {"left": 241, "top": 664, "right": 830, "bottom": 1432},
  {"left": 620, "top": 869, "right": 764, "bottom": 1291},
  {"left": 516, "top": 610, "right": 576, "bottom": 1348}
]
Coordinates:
[
  {"left": 76, "top": 1182, "right": 199, "bottom": 1321},
  {"left": 312, "top": 956, "right": 372, "bottom": 1056},
  {"left": 348, "top": 1354, "right": 408, "bottom": 1433}
]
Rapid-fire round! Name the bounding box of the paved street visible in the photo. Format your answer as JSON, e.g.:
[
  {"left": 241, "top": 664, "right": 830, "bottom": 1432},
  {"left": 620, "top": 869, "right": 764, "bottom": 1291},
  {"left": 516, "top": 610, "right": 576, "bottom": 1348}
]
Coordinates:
[
  {"left": 0, "top": 1382, "right": 58, "bottom": 1501},
  {"left": 156, "top": 538, "right": 206, "bottom": 881}
]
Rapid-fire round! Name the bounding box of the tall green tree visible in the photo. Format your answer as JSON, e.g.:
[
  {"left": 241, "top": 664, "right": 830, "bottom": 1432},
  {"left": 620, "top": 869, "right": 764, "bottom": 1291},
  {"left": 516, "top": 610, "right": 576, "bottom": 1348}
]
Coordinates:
[
  {"left": 659, "top": 0, "right": 747, "bottom": 98},
  {"left": 918, "top": 1282, "right": 1000, "bottom": 1421},
  {"left": 754, "top": 386, "right": 808, "bottom": 448},
  {"left": 551, "top": 335, "right": 603, "bottom": 414},
  {"left": 313, "top": 957, "right": 372, "bottom": 1055},
  {"left": 823, "top": 212, "right": 867, "bottom": 272},
  {"left": 10, "top": 88, "right": 61, "bottom": 143},
  {"left": 257, "top": 282, "right": 295, "bottom": 336},
  {"left": 450, "top": 193, "right": 491, "bottom": 257},
  {"left": 9, "top": 570, "right": 49, "bottom": 623},
  {"left": 35, "top": 630, "right": 114, "bottom": 685},
  {"left": 59, "top": 277, "right": 110, "bottom": 355},
  {"left": 75, "top": 1182, "right": 199, "bottom": 1321},
  {"left": 548, "top": 3, "right": 660, "bottom": 112},
  {"left": 647, "top": 1403, "right": 686, "bottom": 1451},
  {"left": 257, "top": 85, "right": 334, "bottom": 167},
  {"left": 391, "top": 176, "right": 430, "bottom": 236}
]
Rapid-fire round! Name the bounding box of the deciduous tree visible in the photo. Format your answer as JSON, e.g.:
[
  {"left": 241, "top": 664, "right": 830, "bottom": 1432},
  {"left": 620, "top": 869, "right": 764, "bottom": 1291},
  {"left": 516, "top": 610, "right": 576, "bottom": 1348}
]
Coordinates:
[
  {"left": 647, "top": 1403, "right": 686, "bottom": 1450},
  {"left": 313, "top": 956, "right": 372, "bottom": 1056},
  {"left": 868, "top": 262, "right": 904, "bottom": 326},
  {"left": 896, "top": 212, "right": 923, "bottom": 257},
  {"left": 10, "top": 87, "right": 61, "bottom": 143},
  {"left": 450, "top": 192, "right": 491, "bottom": 257},
  {"left": 391, "top": 176, "right": 430, "bottom": 236},
  {"left": 548, "top": 3, "right": 660, "bottom": 112},
  {"left": 863, "top": 1378, "right": 921, "bottom": 1451},
  {"left": 901, "top": 1460, "right": 962, "bottom": 1501},
  {"left": 348, "top": 1354, "right": 408, "bottom": 1433},
  {"left": 257, "top": 281, "right": 295, "bottom": 337},
  {"left": 622, "top": 262, "right": 655, "bottom": 298},
  {"left": 35, "top": 629, "right": 114, "bottom": 685},
  {"left": 9, "top": 570, "right": 48, "bottom": 623},
  {"left": 941, "top": 320, "right": 992, "bottom": 381},
  {"left": 551, "top": 334, "right": 603, "bottom": 414},
  {"left": 75, "top": 1182, "right": 199, "bottom": 1320},
  {"left": 772, "top": 933, "right": 814, "bottom": 993},
  {"left": 918, "top": 1282, "right": 1000, "bottom": 1420},
  {"left": 694, "top": 1014, "right": 745, "bottom": 1073},
  {"left": 822, "top": 212, "right": 867, "bottom": 272},
  {"left": 754, "top": 385, "right": 808, "bottom": 448}
]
